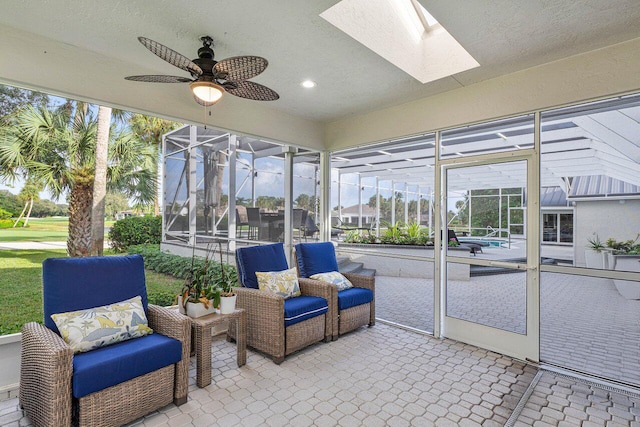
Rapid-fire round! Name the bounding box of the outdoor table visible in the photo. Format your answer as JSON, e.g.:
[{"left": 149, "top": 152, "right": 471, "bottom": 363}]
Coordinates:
[{"left": 171, "top": 307, "right": 247, "bottom": 388}]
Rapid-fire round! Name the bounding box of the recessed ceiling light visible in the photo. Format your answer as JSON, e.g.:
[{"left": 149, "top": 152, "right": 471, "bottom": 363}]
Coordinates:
[{"left": 301, "top": 80, "right": 317, "bottom": 88}]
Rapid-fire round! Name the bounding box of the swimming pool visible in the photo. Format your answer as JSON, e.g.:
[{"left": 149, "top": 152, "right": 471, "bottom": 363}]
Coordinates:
[{"left": 458, "top": 238, "right": 508, "bottom": 248}]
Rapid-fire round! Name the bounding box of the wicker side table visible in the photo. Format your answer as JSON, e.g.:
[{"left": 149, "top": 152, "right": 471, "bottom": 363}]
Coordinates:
[{"left": 189, "top": 308, "right": 247, "bottom": 388}]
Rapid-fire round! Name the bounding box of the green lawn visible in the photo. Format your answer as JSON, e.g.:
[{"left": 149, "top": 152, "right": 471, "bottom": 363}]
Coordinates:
[
  {"left": 0, "top": 217, "right": 114, "bottom": 242},
  {"left": 0, "top": 249, "right": 183, "bottom": 335}
]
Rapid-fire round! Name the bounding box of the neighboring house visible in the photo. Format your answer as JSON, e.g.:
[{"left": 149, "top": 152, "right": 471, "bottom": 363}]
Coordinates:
[
  {"left": 334, "top": 204, "right": 376, "bottom": 225},
  {"left": 115, "top": 210, "right": 137, "bottom": 220}
]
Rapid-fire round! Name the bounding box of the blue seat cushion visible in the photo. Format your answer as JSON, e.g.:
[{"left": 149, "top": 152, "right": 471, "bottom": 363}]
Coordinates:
[
  {"left": 284, "top": 296, "right": 328, "bottom": 327},
  {"left": 295, "top": 242, "right": 339, "bottom": 278},
  {"left": 72, "top": 334, "right": 182, "bottom": 398},
  {"left": 236, "top": 243, "right": 289, "bottom": 289},
  {"left": 338, "top": 288, "right": 374, "bottom": 311}
]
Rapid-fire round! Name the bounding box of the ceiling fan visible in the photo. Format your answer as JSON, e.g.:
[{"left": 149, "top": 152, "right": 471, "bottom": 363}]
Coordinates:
[{"left": 125, "top": 36, "right": 279, "bottom": 106}]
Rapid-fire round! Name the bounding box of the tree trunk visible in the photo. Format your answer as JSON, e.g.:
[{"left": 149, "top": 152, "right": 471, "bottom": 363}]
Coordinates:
[
  {"left": 13, "top": 202, "right": 27, "bottom": 227},
  {"left": 23, "top": 197, "right": 34, "bottom": 227},
  {"left": 68, "top": 175, "right": 94, "bottom": 257},
  {"left": 91, "top": 106, "right": 111, "bottom": 256}
]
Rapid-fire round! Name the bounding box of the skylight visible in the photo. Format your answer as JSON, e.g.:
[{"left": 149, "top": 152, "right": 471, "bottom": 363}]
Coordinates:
[{"left": 320, "top": 0, "right": 479, "bottom": 84}]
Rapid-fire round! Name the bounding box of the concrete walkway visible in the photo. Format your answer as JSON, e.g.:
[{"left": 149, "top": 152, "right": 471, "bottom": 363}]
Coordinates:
[{"left": 0, "top": 241, "right": 67, "bottom": 250}]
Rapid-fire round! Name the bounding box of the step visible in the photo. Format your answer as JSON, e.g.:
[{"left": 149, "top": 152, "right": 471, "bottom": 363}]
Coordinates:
[
  {"left": 336, "top": 256, "right": 350, "bottom": 267},
  {"left": 356, "top": 268, "right": 376, "bottom": 277},
  {"left": 339, "top": 262, "right": 364, "bottom": 274}
]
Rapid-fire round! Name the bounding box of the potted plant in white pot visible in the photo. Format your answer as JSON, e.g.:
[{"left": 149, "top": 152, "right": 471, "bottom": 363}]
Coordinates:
[
  {"left": 585, "top": 235, "right": 608, "bottom": 269},
  {"left": 607, "top": 236, "right": 640, "bottom": 299},
  {"left": 216, "top": 245, "right": 237, "bottom": 314},
  {"left": 178, "top": 246, "right": 221, "bottom": 318}
]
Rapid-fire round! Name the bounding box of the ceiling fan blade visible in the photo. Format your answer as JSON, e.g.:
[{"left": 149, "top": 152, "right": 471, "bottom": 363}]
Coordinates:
[
  {"left": 138, "top": 37, "right": 203, "bottom": 76},
  {"left": 226, "top": 81, "right": 279, "bottom": 101},
  {"left": 125, "top": 75, "right": 193, "bottom": 83},
  {"left": 214, "top": 56, "right": 268, "bottom": 81}
]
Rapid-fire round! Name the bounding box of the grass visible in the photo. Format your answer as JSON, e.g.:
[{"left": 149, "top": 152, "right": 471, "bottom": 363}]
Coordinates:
[
  {"left": 0, "top": 249, "right": 183, "bottom": 335},
  {"left": 0, "top": 217, "right": 114, "bottom": 242}
]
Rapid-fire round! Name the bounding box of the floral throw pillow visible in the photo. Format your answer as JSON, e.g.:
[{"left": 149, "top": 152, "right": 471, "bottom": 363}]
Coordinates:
[
  {"left": 310, "top": 271, "right": 353, "bottom": 291},
  {"left": 256, "top": 267, "right": 301, "bottom": 299},
  {"left": 51, "top": 296, "right": 153, "bottom": 354}
]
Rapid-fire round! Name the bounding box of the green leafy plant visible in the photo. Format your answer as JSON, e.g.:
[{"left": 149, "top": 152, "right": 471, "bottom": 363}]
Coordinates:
[
  {"left": 606, "top": 235, "right": 640, "bottom": 255},
  {"left": 181, "top": 244, "right": 221, "bottom": 310},
  {"left": 586, "top": 235, "right": 605, "bottom": 253},
  {"left": 382, "top": 221, "right": 404, "bottom": 242},
  {"left": 405, "top": 222, "right": 422, "bottom": 240},
  {"left": 447, "top": 237, "right": 459, "bottom": 247},
  {"left": 108, "top": 215, "right": 161, "bottom": 252},
  {"left": 128, "top": 243, "right": 238, "bottom": 304},
  {"left": 216, "top": 242, "right": 236, "bottom": 297}
]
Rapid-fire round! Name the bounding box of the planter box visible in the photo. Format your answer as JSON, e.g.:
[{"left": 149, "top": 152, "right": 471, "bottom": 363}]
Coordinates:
[
  {"left": 612, "top": 255, "right": 640, "bottom": 299},
  {"left": 584, "top": 249, "right": 609, "bottom": 269}
]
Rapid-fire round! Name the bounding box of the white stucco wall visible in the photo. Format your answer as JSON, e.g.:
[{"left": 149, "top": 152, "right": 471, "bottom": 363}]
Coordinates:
[{"left": 0, "top": 333, "right": 21, "bottom": 400}]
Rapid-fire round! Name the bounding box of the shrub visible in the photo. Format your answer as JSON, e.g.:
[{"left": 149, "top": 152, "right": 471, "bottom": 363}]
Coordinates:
[
  {"left": 0, "top": 207, "right": 12, "bottom": 220},
  {"left": 108, "top": 215, "right": 161, "bottom": 252},
  {"left": 147, "top": 291, "right": 178, "bottom": 307},
  {"left": 128, "top": 244, "right": 238, "bottom": 285},
  {"left": 0, "top": 219, "right": 23, "bottom": 229}
]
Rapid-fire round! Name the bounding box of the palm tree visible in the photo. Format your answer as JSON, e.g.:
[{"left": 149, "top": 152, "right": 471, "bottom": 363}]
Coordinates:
[
  {"left": 129, "top": 114, "right": 180, "bottom": 215},
  {"left": 0, "top": 104, "right": 156, "bottom": 256},
  {"left": 13, "top": 180, "right": 41, "bottom": 227},
  {"left": 91, "top": 105, "right": 111, "bottom": 255}
]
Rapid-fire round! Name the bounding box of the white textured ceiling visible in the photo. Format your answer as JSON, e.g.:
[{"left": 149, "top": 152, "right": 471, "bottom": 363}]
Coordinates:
[{"left": 0, "top": 0, "right": 639, "bottom": 124}]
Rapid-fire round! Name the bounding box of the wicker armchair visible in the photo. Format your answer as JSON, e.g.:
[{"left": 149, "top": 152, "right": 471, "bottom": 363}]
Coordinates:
[
  {"left": 295, "top": 242, "right": 375, "bottom": 340},
  {"left": 20, "top": 255, "right": 190, "bottom": 427},
  {"left": 232, "top": 243, "right": 331, "bottom": 364}
]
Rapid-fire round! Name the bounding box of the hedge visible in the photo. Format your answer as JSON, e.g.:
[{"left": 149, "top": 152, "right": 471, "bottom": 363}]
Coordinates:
[
  {"left": 128, "top": 244, "right": 238, "bottom": 285},
  {"left": 108, "top": 215, "right": 161, "bottom": 252}
]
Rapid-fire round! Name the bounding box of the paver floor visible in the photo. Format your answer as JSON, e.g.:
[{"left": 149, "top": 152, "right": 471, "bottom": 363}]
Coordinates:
[
  {"left": 3, "top": 324, "right": 536, "bottom": 427},
  {"left": 511, "top": 370, "right": 640, "bottom": 426},
  {"left": 376, "top": 272, "right": 640, "bottom": 387}
]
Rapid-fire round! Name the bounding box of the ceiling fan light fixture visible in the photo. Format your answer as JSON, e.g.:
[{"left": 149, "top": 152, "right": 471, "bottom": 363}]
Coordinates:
[{"left": 190, "top": 81, "right": 225, "bottom": 104}]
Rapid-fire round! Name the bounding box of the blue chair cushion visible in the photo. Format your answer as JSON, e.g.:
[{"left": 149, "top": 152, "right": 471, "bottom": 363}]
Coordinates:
[
  {"left": 72, "top": 333, "right": 182, "bottom": 398},
  {"left": 295, "top": 242, "right": 339, "bottom": 278},
  {"left": 236, "top": 243, "right": 289, "bottom": 289},
  {"left": 284, "top": 296, "right": 328, "bottom": 327},
  {"left": 338, "top": 288, "right": 374, "bottom": 311},
  {"left": 43, "top": 255, "right": 148, "bottom": 335}
]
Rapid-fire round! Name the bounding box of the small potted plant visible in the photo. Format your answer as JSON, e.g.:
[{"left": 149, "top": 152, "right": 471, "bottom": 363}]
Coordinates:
[
  {"left": 217, "top": 244, "right": 237, "bottom": 314},
  {"left": 178, "top": 245, "right": 221, "bottom": 318},
  {"left": 585, "top": 235, "right": 608, "bottom": 269},
  {"left": 606, "top": 235, "right": 640, "bottom": 299}
]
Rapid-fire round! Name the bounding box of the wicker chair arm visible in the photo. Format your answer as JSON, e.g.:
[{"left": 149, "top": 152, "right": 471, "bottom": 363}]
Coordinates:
[
  {"left": 147, "top": 304, "right": 190, "bottom": 342},
  {"left": 235, "top": 287, "right": 284, "bottom": 316},
  {"left": 298, "top": 278, "right": 333, "bottom": 302},
  {"left": 235, "top": 287, "right": 286, "bottom": 360},
  {"left": 344, "top": 273, "right": 375, "bottom": 292},
  {"left": 147, "top": 304, "right": 190, "bottom": 405},
  {"left": 20, "top": 322, "right": 73, "bottom": 427}
]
